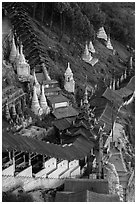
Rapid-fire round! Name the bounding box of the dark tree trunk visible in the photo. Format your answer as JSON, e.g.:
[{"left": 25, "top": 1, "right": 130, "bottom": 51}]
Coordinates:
[
  {"left": 50, "top": 3, "right": 53, "bottom": 30},
  {"left": 59, "top": 12, "right": 65, "bottom": 42},
  {"left": 33, "top": 3, "right": 37, "bottom": 19},
  {"left": 41, "top": 2, "right": 45, "bottom": 23}
]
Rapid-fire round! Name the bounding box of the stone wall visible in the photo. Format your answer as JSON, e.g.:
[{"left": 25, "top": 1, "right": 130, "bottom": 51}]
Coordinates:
[
  {"left": 16, "top": 166, "right": 32, "bottom": 177},
  {"left": 2, "top": 164, "right": 15, "bottom": 176},
  {"left": 2, "top": 175, "right": 65, "bottom": 192}
]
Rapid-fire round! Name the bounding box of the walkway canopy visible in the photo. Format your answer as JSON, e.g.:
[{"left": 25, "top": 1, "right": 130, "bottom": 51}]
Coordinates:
[{"left": 2, "top": 125, "right": 94, "bottom": 161}]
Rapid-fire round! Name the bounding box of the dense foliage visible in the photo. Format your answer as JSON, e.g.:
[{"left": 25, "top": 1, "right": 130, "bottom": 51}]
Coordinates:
[
  {"left": 18, "top": 2, "right": 135, "bottom": 47},
  {"left": 2, "top": 191, "right": 33, "bottom": 202}
]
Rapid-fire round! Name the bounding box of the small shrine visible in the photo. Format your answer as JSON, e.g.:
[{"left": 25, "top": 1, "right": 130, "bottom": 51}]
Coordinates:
[
  {"left": 89, "top": 41, "right": 95, "bottom": 53},
  {"left": 106, "top": 36, "right": 113, "bottom": 50},
  {"left": 97, "top": 27, "right": 108, "bottom": 41},
  {"left": 64, "top": 62, "right": 75, "bottom": 93}
]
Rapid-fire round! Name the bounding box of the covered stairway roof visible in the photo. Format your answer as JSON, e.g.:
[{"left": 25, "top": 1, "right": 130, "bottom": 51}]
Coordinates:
[{"left": 2, "top": 125, "right": 94, "bottom": 161}]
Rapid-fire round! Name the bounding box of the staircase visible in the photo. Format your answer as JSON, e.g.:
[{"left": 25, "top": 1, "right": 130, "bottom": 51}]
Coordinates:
[{"left": 3, "top": 2, "right": 51, "bottom": 79}]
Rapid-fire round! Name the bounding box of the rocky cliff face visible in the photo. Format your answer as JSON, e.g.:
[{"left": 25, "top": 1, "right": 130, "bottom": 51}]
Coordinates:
[{"left": 105, "top": 162, "right": 123, "bottom": 201}]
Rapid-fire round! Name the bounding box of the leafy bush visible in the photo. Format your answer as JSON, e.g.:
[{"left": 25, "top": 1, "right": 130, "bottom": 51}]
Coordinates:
[{"left": 2, "top": 191, "right": 33, "bottom": 202}]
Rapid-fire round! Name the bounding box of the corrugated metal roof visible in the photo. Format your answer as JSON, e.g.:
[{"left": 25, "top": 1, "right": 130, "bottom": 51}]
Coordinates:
[
  {"left": 90, "top": 97, "right": 108, "bottom": 107},
  {"left": 45, "top": 87, "right": 61, "bottom": 93},
  {"left": 102, "top": 88, "right": 123, "bottom": 107},
  {"left": 53, "top": 117, "right": 75, "bottom": 130},
  {"left": 126, "top": 76, "right": 135, "bottom": 91},
  {"left": 99, "top": 104, "right": 118, "bottom": 132},
  {"left": 115, "top": 88, "right": 133, "bottom": 98},
  {"left": 48, "top": 94, "right": 69, "bottom": 104},
  {"left": 2, "top": 129, "right": 94, "bottom": 160},
  {"left": 53, "top": 106, "right": 78, "bottom": 119},
  {"left": 94, "top": 103, "right": 117, "bottom": 133}
]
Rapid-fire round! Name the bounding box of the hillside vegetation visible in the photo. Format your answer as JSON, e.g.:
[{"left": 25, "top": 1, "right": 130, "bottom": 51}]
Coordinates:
[{"left": 2, "top": 2, "right": 135, "bottom": 146}]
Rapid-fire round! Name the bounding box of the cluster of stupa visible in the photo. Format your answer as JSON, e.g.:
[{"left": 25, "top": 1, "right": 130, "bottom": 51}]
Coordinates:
[
  {"left": 5, "top": 95, "right": 33, "bottom": 131},
  {"left": 109, "top": 69, "right": 127, "bottom": 90},
  {"left": 82, "top": 41, "right": 99, "bottom": 66},
  {"left": 82, "top": 26, "right": 114, "bottom": 65},
  {"left": 31, "top": 70, "right": 50, "bottom": 116},
  {"left": 97, "top": 26, "right": 113, "bottom": 50},
  {"left": 9, "top": 35, "right": 30, "bottom": 78}
]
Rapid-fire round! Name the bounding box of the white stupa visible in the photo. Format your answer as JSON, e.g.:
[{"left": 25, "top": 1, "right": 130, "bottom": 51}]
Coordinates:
[
  {"left": 112, "top": 78, "right": 116, "bottom": 90},
  {"left": 82, "top": 43, "right": 93, "bottom": 62},
  {"left": 88, "top": 41, "right": 95, "bottom": 53},
  {"left": 40, "top": 85, "right": 50, "bottom": 114},
  {"left": 129, "top": 56, "right": 133, "bottom": 69},
  {"left": 31, "top": 86, "right": 43, "bottom": 116},
  {"left": 17, "top": 44, "right": 30, "bottom": 77},
  {"left": 109, "top": 80, "right": 112, "bottom": 89},
  {"left": 64, "top": 62, "right": 75, "bottom": 93},
  {"left": 124, "top": 69, "right": 127, "bottom": 80},
  {"left": 120, "top": 74, "right": 124, "bottom": 83},
  {"left": 116, "top": 79, "right": 120, "bottom": 89},
  {"left": 97, "top": 27, "right": 108, "bottom": 41},
  {"left": 9, "top": 35, "right": 17, "bottom": 63},
  {"left": 106, "top": 37, "right": 113, "bottom": 50},
  {"left": 33, "top": 69, "right": 41, "bottom": 96}
]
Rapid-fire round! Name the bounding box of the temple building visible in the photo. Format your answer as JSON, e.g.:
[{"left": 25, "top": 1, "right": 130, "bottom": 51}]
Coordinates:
[
  {"left": 97, "top": 27, "right": 108, "bottom": 41},
  {"left": 42, "top": 79, "right": 61, "bottom": 97},
  {"left": 64, "top": 62, "right": 75, "bottom": 93}
]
